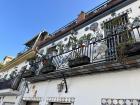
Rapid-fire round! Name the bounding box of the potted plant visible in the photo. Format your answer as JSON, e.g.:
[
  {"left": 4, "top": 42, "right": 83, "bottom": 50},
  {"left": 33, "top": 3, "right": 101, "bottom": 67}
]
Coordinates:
[
  {"left": 47, "top": 46, "right": 58, "bottom": 56},
  {"left": 0, "top": 63, "right": 4, "bottom": 69},
  {"left": 40, "top": 57, "right": 56, "bottom": 74},
  {"left": 132, "top": 17, "right": 140, "bottom": 28},
  {"left": 22, "top": 61, "right": 36, "bottom": 78},
  {"left": 77, "top": 35, "right": 85, "bottom": 48},
  {"left": 117, "top": 37, "right": 135, "bottom": 62},
  {"left": 56, "top": 41, "right": 64, "bottom": 54},
  {"left": 22, "top": 69, "right": 35, "bottom": 78},
  {"left": 9, "top": 70, "right": 17, "bottom": 79},
  {"left": 68, "top": 34, "right": 92, "bottom": 68},
  {"left": 85, "top": 33, "right": 92, "bottom": 45},
  {"left": 77, "top": 33, "right": 92, "bottom": 47},
  {"left": 22, "top": 67, "right": 35, "bottom": 78},
  {"left": 68, "top": 34, "right": 78, "bottom": 50},
  {"left": 68, "top": 53, "right": 90, "bottom": 68}
]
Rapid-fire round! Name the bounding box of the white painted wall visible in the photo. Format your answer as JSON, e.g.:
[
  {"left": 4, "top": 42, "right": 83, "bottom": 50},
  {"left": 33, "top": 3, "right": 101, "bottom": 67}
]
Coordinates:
[{"left": 24, "top": 68, "right": 140, "bottom": 105}]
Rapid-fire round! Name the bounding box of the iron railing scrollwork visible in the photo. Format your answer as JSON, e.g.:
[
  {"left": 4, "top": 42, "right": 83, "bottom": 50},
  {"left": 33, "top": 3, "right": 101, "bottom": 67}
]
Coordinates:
[{"left": 51, "top": 26, "right": 140, "bottom": 70}]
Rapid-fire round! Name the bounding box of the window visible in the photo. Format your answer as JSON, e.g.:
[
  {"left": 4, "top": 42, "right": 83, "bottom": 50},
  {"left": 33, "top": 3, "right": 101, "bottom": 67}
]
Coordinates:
[{"left": 104, "top": 14, "right": 132, "bottom": 59}]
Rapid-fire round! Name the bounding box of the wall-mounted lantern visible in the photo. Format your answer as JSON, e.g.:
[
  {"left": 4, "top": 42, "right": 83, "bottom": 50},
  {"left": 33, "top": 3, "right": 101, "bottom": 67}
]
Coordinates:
[{"left": 57, "top": 73, "right": 68, "bottom": 93}]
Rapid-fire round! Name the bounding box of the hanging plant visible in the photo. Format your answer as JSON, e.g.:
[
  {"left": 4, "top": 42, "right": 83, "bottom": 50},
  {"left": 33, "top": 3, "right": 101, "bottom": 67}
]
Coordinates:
[
  {"left": 78, "top": 33, "right": 92, "bottom": 47},
  {"left": 66, "top": 34, "right": 78, "bottom": 50},
  {"left": 47, "top": 46, "right": 58, "bottom": 56},
  {"left": 116, "top": 25, "right": 125, "bottom": 33},
  {"left": 132, "top": 17, "right": 140, "bottom": 28},
  {"left": 56, "top": 41, "right": 64, "bottom": 54},
  {"left": 40, "top": 56, "right": 56, "bottom": 74},
  {"left": 9, "top": 70, "right": 17, "bottom": 79},
  {"left": 84, "top": 33, "right": 92, "bottom": 46},
  {"left": 0, "top": 63, "right": 4, "bottom": 69},
  {"left": 64, "top": 42, "right": 71, "bottom": 52},
  {"left": 117, "top": 37, "right": 135, "bottom": 63},
  {"left": 78, "top": 34, "right": 86, "bottom": 47},
  {"left": 3, "top": 74, "right": 8, "bottom": 80}
]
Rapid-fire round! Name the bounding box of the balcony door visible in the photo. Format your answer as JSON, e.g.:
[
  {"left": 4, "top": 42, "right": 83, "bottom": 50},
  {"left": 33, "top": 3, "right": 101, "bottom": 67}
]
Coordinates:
[{"left": 104, "top": 13, "right": 131, "bottom": 60}]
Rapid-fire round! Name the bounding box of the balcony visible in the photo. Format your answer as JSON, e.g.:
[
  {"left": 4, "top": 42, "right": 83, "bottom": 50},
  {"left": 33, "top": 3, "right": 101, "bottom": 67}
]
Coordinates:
[
  {"left": 26, "top": 26, "right": 140, "bottom": 83},
  {"left": 0, "top": 76, "right": 22, "bottom": 96}
]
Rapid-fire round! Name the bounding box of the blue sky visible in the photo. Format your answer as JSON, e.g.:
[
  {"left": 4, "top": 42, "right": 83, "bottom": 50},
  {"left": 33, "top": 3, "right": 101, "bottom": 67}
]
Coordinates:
[{"left": 0, "top": 0, "right": 105, "bottom": 61}]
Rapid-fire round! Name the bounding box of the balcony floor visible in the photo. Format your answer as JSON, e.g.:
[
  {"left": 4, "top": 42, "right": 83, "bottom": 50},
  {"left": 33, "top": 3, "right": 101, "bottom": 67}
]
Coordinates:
[{"left": 26, "top": 55, "right": 140, "bottom": 83}]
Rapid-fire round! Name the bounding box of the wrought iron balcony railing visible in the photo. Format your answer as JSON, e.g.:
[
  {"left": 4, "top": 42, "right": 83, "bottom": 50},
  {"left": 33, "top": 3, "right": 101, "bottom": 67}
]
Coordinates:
[
  {"left": 0, "top": 76, "right": 22, "bottom": 90},
  {"left": 23, "top": 26, "right": 140, "bottom": 83},
  {"left": 47, "top": 26, "right": 140, "bottom": 70},
  {"left": 22, "top": 26, "right": 140, "bottom": 78}
]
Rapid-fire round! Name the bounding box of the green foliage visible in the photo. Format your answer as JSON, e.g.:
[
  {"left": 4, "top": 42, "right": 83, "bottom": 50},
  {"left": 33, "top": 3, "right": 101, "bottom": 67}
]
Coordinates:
[
  {"left": 117, "top": 37, "right": 135, "bottom": 63},
  {"left": 77, "top": 33, "right": 92, "bottom": 46},
  {"left": 69, "top": 35, "right": 78, "bottom": 45},
  {"left": 0, "top": 63, "right": 4, "bottom": 69},
  {"left": 57, "top": 41, "right": 64, "bottom": 54},
  {"left": 117, "top": 37, "right": 135, "bottom": 49}
]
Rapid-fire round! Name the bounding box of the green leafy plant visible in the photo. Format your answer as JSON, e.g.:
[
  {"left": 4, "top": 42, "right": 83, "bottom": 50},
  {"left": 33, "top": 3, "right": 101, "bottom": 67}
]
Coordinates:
[
  {"left": 78, "top": 33, "right": 92, "bottom": 47},
  {"left": 0, "top": 63, "right": 4, "bottom": 69},
  {"left": 70, "top": 34, "right": 78, "bottom": 49},
  {"left": 117, "top": 37, "right": 135, "bottom": 63},
  {"left": 47, "top": 46, "right": 58, "bottom": 56},
  {"left": 78, "top": 34, "right": 86, "bottom": 47},
  {"left": 57, "top": 41, "right": 64, "bottom": 54},
  {"left": 132, "top": 17, "right": 140, "bottom": 27}
]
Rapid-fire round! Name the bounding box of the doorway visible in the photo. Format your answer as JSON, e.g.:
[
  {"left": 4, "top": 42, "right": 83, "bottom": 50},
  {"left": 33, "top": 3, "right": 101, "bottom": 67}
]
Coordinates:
[
  {"left": 26, "top": 101, "right": 39, "bottom": 105},
  {"left": 50, "top": 102, "right": 71, "bottom": 105}
]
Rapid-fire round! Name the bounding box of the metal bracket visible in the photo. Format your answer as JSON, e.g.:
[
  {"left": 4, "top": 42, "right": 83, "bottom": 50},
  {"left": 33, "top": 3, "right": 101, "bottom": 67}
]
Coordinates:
[{"left": 62, "top": 73, "right": 68, "bottom": 93}]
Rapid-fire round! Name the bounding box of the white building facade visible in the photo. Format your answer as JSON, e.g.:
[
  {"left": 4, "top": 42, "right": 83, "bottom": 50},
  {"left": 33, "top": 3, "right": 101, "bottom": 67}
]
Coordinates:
[
  {"left": 23, "top": 0, "right": 140, "bottom": 105},
  {"left": 1, "top": 0, "right": 140, "bottom": 105}
]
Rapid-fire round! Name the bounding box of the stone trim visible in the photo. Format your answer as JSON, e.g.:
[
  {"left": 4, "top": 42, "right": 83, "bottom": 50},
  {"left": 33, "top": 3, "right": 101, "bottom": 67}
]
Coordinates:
[
  {"left": 23, "top": 97, "right": 41, "bottom": 101},
  {"left": 102, "top": 98, "right": 140, "bottom": 105},
  {"left": 46, "top": 97, "right": 75, "bottom": 103}
]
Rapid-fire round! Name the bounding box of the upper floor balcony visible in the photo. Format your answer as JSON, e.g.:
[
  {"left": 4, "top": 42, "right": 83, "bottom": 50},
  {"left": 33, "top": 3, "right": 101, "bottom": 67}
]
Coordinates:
[
  {"left": 23, "top": 21, "right": 140, "bottom": 83},
  {"left": 0, "top": 74, "right": 23, "bottom": 96}
]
